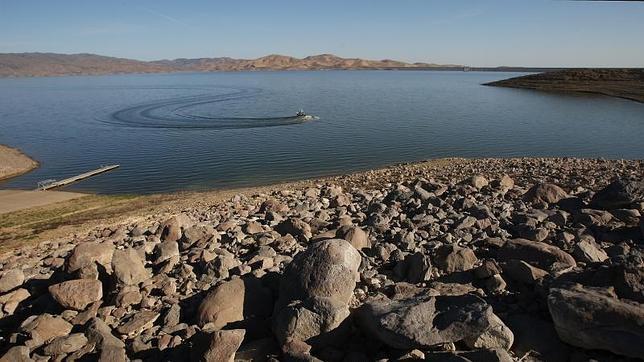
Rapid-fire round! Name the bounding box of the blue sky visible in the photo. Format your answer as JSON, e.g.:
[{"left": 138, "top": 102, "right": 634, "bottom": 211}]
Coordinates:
[{"left": 0, "top": 0, "right": 643, "bottom": 67}]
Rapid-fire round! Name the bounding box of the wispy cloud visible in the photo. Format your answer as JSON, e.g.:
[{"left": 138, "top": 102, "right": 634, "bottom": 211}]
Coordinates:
[{"left": 137, "top": 5, "right": 190, "bottom": 27}]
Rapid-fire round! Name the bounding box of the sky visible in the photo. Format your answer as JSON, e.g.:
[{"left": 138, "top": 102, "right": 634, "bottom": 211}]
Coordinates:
[{"left": 0, "top": 0, "right": 643, "bottom": 67}]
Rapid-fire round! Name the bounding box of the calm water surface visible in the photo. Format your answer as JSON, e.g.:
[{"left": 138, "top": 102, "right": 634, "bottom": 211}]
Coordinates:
[{"left": 0, "top": 71, "right": 642, "bottom": 194}]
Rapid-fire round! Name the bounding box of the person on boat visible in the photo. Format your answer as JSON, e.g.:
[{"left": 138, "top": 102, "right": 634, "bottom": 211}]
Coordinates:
[{"left": 296, "top": 109, "right": 306, "bottom": 117}]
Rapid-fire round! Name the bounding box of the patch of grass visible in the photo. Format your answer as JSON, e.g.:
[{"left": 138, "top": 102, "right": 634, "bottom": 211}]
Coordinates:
[{"left": 0, "top": 194, "right": 156, "bottom": 251}]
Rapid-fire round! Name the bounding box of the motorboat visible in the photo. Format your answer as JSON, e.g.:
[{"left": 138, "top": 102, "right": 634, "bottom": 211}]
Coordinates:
[{"left": 296, "top": 109, "right": 306, "bottom": 117}]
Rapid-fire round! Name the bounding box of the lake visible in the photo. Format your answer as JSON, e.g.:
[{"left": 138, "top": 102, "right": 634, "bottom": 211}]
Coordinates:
[{"left": 0, "top": 70, "right": 642, "bottom": 194}]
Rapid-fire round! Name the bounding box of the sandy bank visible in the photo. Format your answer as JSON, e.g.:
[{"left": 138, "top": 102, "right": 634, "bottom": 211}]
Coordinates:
[
  {"left": 0, "top": 190, "right": 87, "bottom": 215},
  {"left": 0, "top": 144, "right": 38, "bottom": 181}
]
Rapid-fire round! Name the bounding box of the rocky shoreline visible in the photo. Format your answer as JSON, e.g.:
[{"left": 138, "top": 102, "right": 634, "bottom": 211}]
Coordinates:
[
  {"left": 0, "top": 158, "right": 642, "bottom": 361},
  {"left": 0, "top": 145, "right": 38, "bottom": 181}
]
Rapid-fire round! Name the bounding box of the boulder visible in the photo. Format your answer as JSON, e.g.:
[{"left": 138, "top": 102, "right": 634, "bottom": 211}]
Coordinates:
[
  {"left": 273, "top": 239, "right": 361, "bottom": 345},
  {"left": 336, "top": 225, "right": 370, "bottom": 250},
  {"left": 572, "top": 239, "right": 608, "bottom": 263},
  {"left": 0, "top": 288, "right": 30, "bottom": 314},
  {"left": 590, "top": 179, "right": 643, "bottom": 210},
  {"left": 154, "top": 240, "right": 180, "bottom": 264},
  {"left": 465, "top": 175, "right": 489, "bottom": 189},
  {"left": 548, "top": 284, "right": 644, "bottom": 358},
  {"left": 523, "top": 183, "right": 568, "bottom": 204},
  {"left": 502, "top": 260, "right": 548, "bottom": 284},
  {"left": 196, "top": 277, "right": 273, "bottom": 329},
  {"left": 434, "top": 245, "right": 478, "bottom": 273},
  {"left": 116, "top": 310, "right": 159, "bottom": 337},
  {"left": 492, "top": 175, "right": 515, "bottom": 190},
  {"left": 49, "top": 279, "right": 103, "bottom": 311},
  {"left": 111, "top": 248, "right": 149, "bottom": 285},
  {"left": 498, "top": 239, "right": 576, "bottom": 268},
  {"left": 43, "top": 333, "right": 88, "bottom": 356},
  {"left": 86, "top": 317, "right": 125, "bottom": 350},
  {"left": 0, "top": 346, "right": 32, "bottom": 362},
  {"left": 259, "top": 199, "right": 288, "bottom": 213},
  {"left": 356, "top": 293, "right": 509, "bottom": 350},
  {"left": 398, "top": 252, "right": 432, "bottom": 283},
  {"left": 67, "top": 242, "right": 114, "bottom": 272},
  {"left": 463, "top": 313, "right": 514, "bottom": 350},
  {"left": 0, "top": 269, "right": 24, "bottom": 293},
  {"left": 21, "top": 314, "right": 73, "bottom": 344},
  {"left": 275, "top": 218, "right": 312, "bottom": 241},
  {"left": 199, "top": 329, "right": 245, "bottom": 362},
  {"left": 243, "top": 220, "right": 264, "bottom": 234},
  {"left": 160, "top": 214, "right": 191, "bottom": 241}
]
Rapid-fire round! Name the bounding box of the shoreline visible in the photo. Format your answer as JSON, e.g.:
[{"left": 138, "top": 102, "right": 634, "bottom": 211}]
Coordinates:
[
  {"left": 0, "top": 144, "right": 39, "bottom": 181},
  {"left": 485, "top": 68, "right": 644, "bottom": 104},
  {"left": 1, "top": 156, "right": 641, "bottom": 251}
]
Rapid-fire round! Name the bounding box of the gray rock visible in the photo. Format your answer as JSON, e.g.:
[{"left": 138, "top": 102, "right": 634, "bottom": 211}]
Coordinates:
[
  {"left": 0, "top": 269, "right": 24, "bottom": 293},
  {"left": 0, "top": 346, "right": 32, "bottom": 362},
  {"left": 492, "top": 175, "right": 515, "bottom": 191},
  {"left": 498, "top": 238, "right": 576, "bottom": 268},
  {"left": 356, "top": 293, "right": 505, "bottom": 349},
  {"left": 434, "top": 245, "right": 478, "bottom": 273},
  {"left": 591, "top": 179, "right": 644, "bottom": 210},
  {"left": 67, "top": 242, "right": 114, "bottom": 272},
  {"left": 111, "top": 248, "right": 149, "bottom": 285},
  {"left": 275, "top": 218, "right": 312, "bottom": 241},
  {"left": 163, "top": 303, "right": 181, "bottom": 328},
  {"left": 154, "top": 240, "right": 180, "bottom": 264},
  {"left": 336, "top": 225, "right": 370, "bottom": 250},
  {"left": 465, "top": 175, "right": 489, "bottom": 189},
  {"left": 21, "top": 314, "right": 73, "bottom": 345},
  {"left": 523, "top": 183, "right": 568, "bottom": 204},
  {"left": 273, "top": 239, "right": 361, "bottom": 345},
  {"left": 116, "top": 310, "right": 159, "bottom": 337},
  {"left": 43, "top": 333, "right": 88, "bottom": 356},
  {"left": 463, "top": 313, "right": 514, "bottom": 350},
  {"left": 199, "top": 329, "right": 245, "bottom": 362},
  {"left": 502, "top": 260, "right": 548, "bottom": 284},
  {"left": 197, "top": 277, "right": 272, "bottom": 328},
  {"left": 0, "top": 288, "right": 30, "bottom": 314},
  {"left": 48, "top": 279, "right": 103, "bottom": 311},
  {"left": 572, "top": 239, "right": 608, "bottom": 263},
  {"left": 160, "top": 214, "right": 191, "bottom": 241},
  {"left": 548, "top": 284, "right": 644, "bottom": 359},
  {"left": 86, "top": 317, "right": 125, "bottom": 349}
]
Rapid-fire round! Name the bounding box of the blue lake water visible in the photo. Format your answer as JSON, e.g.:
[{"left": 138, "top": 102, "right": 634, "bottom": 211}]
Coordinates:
[{"left": 0, "top": 70, "right": 642, "bottom": 194}]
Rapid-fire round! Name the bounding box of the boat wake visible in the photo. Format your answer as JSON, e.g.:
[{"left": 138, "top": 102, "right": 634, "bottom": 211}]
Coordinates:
[{"left": 98, "top": 87, "right": 316, "bottom": 130}]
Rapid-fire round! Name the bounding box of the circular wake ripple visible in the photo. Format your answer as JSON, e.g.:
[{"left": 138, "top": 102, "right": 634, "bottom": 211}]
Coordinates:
[{"left": 99, "top": 86, "right": 312, "bottom": 130}]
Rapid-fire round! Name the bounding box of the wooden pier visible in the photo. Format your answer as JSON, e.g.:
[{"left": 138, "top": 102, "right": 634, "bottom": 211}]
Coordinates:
[{"left": 36, "top": 165, "right": 119, "bottom": 190}]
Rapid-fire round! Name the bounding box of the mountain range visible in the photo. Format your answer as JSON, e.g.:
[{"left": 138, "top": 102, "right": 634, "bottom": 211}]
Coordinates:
[{"left": 0, "top": 52, "right": 461, "bottom": 77}]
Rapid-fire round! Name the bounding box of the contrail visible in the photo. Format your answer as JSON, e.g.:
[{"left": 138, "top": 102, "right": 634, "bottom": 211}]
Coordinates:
[{"left": 137, "top": 5, "right": 189, "bottom": 27}]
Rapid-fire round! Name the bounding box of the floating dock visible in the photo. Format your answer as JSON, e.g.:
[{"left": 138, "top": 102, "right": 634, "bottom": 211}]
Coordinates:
[{"left": 36, "top": 165, "right": 119, "bottom": 190}]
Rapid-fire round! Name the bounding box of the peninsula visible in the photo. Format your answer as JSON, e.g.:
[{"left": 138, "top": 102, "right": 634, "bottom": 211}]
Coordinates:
[
  {"left": 485, "top": 68, "right": 644, "bottom": 103},
  {"left": 0, "top": 144, "right": 38, "bottom": 181}
]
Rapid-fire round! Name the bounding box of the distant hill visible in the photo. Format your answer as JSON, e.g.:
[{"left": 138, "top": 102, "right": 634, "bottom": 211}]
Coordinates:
[
  {"left": 485, "top": 68, "right": 644, "bottom": 103},
  {"left": 0, "top": 52, "right": 460, "bottom": 77},
  {"left": 0, "top": 53, "right": 174, "bottom": 77}
]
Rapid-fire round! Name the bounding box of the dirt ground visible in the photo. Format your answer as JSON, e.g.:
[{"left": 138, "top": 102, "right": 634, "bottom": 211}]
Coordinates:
[
  {"left": 0, "top": 144, "right": 38, "bottom": 180},
  {"left": 0, "top": 190, "right": 87, "bottom": 214}
]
